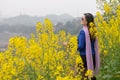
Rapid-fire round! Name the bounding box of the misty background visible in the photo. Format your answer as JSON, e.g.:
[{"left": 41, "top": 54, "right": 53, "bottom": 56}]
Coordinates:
[{"left": 0, "top": 0, "right": 98, "bottom": 51}]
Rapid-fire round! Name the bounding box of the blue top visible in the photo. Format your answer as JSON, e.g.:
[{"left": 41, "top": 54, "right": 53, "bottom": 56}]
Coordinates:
[{"left": 77, "top": 30, "right": 95, "bottom": 55}]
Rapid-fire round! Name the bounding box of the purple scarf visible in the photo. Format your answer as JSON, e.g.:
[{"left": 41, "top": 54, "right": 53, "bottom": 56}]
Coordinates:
[{"left": 83, "top": 26, "right": 100, "bottom": 75}]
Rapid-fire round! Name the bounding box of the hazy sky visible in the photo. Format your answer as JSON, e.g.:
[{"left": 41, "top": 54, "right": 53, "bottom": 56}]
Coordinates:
[{"left": 0, "top": 0, "right": 98, "bottom": 18}]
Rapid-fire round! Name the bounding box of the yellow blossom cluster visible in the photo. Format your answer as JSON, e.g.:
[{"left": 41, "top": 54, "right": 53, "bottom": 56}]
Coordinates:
[{"left": 95, "top": 2, "right": 120, "bottom": 79}]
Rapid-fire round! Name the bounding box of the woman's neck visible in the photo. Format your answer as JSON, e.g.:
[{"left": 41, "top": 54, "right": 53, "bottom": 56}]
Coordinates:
[{"left": 83, "top": 24, "right": 87, "bottom": 27}]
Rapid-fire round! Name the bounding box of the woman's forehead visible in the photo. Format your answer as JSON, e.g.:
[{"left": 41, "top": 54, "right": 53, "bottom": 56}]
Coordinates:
[{"left": 82, "top": 15, "right": 85, "bottom": 18}]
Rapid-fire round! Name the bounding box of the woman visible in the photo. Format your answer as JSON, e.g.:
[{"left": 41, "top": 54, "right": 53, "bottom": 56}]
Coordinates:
[{"left": 77, "top": 13, "right": 100, "bottom": 80}]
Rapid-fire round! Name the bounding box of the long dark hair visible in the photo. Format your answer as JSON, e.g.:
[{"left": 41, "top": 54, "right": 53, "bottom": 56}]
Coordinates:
[{"left": 84, "top": 13, "right": 96, "bottom": 40}]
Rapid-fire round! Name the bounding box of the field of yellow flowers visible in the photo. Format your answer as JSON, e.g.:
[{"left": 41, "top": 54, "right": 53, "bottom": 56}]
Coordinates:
[
  {"left": 0, "top": 1, "right": 120, "bottom": 80},
  {"left": 95, "top": 1, "right": 120, "bottom": 80},
  {"left": 0, "top": 19, "right": 88, "bottom": 80}
]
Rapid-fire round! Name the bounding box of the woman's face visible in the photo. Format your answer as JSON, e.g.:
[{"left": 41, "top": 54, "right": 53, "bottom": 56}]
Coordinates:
[{"left": 81, "top": 15, "right": 87, "bottom": 26}]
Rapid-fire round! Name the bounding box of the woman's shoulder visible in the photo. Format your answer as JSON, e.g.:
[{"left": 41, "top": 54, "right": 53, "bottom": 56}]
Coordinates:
[
  {"left": 78, "top": 29, "right": 85, "bottom": 37},
  {"left": 80, "top": 29, "right": 85, "bottom": 34}
]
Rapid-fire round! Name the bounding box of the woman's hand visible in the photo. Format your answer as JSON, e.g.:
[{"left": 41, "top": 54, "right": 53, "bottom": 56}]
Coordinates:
[{"left": 63, "top": 42, "right": 68, "bottom": 46}]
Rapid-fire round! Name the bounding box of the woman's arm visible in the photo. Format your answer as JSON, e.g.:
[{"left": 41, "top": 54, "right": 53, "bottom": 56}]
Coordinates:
[{"left": 78, "top": 30, "right": 85, "bottom": 50}]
